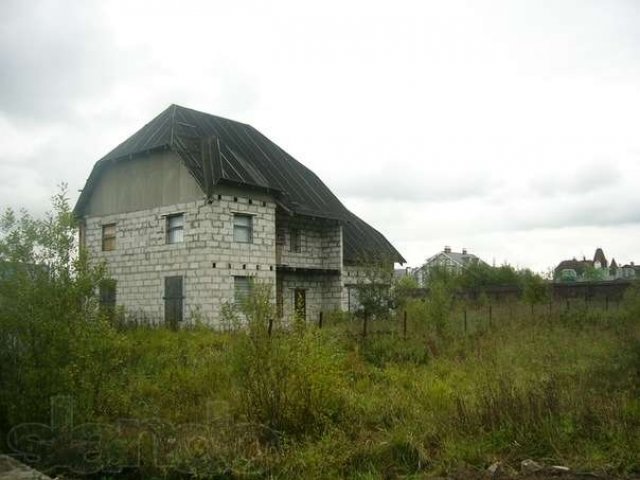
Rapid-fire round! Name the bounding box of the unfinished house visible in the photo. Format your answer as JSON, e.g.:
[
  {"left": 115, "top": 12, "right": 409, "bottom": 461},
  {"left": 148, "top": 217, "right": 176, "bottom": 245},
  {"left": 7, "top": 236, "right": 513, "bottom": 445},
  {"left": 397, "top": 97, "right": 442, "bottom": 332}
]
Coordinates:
[{"left": 74, "top": 105, "right": 404, "bottom": 325}]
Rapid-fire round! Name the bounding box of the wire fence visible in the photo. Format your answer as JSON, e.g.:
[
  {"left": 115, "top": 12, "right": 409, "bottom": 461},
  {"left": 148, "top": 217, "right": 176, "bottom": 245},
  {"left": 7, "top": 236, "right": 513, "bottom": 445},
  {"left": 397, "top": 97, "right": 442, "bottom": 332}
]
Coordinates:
[{"left": 313, "top": 296, "right": 624, "bottom": 339}]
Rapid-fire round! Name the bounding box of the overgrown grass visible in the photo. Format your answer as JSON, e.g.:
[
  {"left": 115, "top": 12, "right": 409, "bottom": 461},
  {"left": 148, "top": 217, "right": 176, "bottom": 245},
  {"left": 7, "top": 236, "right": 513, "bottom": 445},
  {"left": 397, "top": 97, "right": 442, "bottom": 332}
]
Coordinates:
[{"left": 3, "top": 286, "right": 640, "bottom": 478}]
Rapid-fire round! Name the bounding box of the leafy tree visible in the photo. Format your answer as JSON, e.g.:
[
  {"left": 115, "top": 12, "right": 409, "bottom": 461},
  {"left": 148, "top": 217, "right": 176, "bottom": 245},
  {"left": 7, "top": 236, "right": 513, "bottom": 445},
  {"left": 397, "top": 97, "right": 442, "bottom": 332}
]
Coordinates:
[
  {"left": 0, "top": 186, "right": 122, "bottom": 438},
  {"left": 420, "top": 257, "right": 550, "bottom": 308},
  {"left": 392, "top": 275, "right": 419, "bottom": 310},
  {"left": 424, "top": 264, "right": 460, "bottom": 288},
  {"left": 353, "top": 258, "right": 395, "bottom": 319},
  {"left": 426, "top": 278, "right": 453, "bottom": 335},
  {"left": 521, "top": 269, "right": 551, "bottom": 307},
  {"left": 454, "top": 262, "right": 492, "bottom": 290},
  {"left": 426, "top": 262, "right": 522, "bottom": 292},
  {"left": 583, "top": 264, "right": 605, "bottom": 281},
  {"left": 492, "top": 264, "right": 522, "bottom": 285},
  {"left": 558, "top": 268, "right": 578, "bottom": 283}
]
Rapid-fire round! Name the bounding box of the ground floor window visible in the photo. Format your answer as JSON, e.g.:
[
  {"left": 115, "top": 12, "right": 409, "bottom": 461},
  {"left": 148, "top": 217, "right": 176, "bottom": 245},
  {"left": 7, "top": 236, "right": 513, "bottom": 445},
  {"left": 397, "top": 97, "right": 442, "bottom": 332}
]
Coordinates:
[
  {"left": 347, "top": 285, "right": 361, "bottom": 313},
  {"left": 234, "top": 276, "right": 252, "bottom": 306},
  {"left": 99, "top": 279, "right": 117, "bottom": 310}
]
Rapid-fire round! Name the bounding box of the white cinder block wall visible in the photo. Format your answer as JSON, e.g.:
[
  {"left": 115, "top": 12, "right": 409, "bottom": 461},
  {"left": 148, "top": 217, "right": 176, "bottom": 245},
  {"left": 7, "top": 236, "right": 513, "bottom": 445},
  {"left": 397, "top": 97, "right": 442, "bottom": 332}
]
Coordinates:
[{"left": 85, "top": 193, "right": 277, "bottom": 324}]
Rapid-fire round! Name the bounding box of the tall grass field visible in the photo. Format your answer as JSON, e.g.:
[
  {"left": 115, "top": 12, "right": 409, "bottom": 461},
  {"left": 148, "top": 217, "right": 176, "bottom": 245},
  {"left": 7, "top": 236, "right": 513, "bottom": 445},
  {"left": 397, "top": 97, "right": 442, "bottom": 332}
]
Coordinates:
[{"left": 2, "top": 286, "right": 640, "bottom": 479}]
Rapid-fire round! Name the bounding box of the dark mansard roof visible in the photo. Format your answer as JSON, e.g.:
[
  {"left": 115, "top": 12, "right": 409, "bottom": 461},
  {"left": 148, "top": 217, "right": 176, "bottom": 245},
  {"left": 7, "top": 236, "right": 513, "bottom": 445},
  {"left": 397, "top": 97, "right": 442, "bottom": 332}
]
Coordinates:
[{"left": 74, "top": 104, "right": 405, "bottom": 264}]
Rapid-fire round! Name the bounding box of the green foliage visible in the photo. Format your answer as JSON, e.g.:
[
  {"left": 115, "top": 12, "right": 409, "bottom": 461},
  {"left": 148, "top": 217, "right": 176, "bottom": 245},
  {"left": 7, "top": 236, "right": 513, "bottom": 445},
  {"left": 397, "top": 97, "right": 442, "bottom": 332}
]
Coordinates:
[
  {"left": 391, "top": 275, "right": 419, "bottom": 310},
  {"left": 558, "top": 268, "right": 578, "bottom": 282},
  {"left": 621, "top": 281, "right": 640, "bottom": 321},
  {"left": 0, "top": 187, "right": 121, "bottom": 437},
  {"left": 424, "top": 261, "right": 550, "bottom": 306},
  {"left": 353, "top": 262, "right": 394, "bottom": 319},
  {"left": 426, "top": 279, "right": 453, "bottom": 335},
  {"left": 4, "top": 287, "right": 640, "bottom": 477},
  {"left": 583, "top": 264, "right": 606, "bottom": 281},
  {"left": 3, "top": 190, "right": 640, "bottom": 477},
  {"left": 453, "top": 262, "right": 521, "bottom": 290},
  {"left": 521, "top": 269, "right": 551, "bottom": 306},
  {"left": 361, "top": 334, "right": 430, "bottom": 367},
  {"left": 230, "top": 283, "right": 347, "bottom": 441}
]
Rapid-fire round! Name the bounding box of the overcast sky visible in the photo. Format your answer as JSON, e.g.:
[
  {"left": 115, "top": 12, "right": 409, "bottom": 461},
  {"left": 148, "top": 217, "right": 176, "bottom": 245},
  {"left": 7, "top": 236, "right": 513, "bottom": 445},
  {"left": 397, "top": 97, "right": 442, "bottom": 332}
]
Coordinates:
[{"left": 2, "top": 0, "right": 640, "bottom": 274}]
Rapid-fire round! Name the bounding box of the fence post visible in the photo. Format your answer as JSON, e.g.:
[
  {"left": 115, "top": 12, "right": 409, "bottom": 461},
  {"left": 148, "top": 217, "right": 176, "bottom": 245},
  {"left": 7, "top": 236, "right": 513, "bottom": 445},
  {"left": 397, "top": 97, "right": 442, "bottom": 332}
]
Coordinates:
[
  {"left": 605, "top": 296, "right": 609, "bottom": 311},
  {"left": 403, "top": 310, "right": 407, "bottom": 339},
  {"left": 363, "top": 311, "right": 368, "bottom": 338},
  {"left": 489, "top": 305, "right": 493, "bottom": 328},
  {"left": 319, "top": 311, "right": 323, "bottom": 329},
  {"left": 268, "top": 317, "right": 273, "bottom": 337}
]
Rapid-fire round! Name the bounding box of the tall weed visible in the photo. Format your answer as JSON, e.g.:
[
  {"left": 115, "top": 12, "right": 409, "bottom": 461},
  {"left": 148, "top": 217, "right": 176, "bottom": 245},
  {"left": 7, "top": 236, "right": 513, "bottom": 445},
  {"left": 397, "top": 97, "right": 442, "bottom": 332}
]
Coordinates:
[{"left": 230, "top": 283, "right": 347, "bottom": 442}]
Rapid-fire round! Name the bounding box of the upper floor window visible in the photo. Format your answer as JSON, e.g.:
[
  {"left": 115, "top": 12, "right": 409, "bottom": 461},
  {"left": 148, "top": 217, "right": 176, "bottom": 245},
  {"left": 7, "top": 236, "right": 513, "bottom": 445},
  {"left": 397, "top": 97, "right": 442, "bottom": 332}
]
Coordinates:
[
  {"left": 290, "top": 228, "right": 301, "bottom": 253},
  {"left": 102, "top": 223, "right": 116, "bottom": 251},
  {"left": 233, "top": 214, "right": 253, "bottom": 243},
  {"left": 166, "top": 214, "right": 184, "bottom": 244}
]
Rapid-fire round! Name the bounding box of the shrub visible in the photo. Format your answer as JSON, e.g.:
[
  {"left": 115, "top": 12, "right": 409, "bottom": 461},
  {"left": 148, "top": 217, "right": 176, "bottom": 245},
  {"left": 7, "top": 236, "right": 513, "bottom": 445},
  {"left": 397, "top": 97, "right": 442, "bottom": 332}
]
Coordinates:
[
  {"left": 361, "top": 335, "right": 429, "bottom": 367},
  {"left": 622, "top": 281, "right": 640, "bottom": 321},
  {"left": 0, "top": 188, "right": 122, "bottom": 434},
  {"left": 426, "top": 279, "right": 453, "bottom": 335},
  {"left": 230, "top": 283, "right": 347, "bottom": 442},
  {"left": 521, "top": 271, "right": 550, "bottom": 307}
]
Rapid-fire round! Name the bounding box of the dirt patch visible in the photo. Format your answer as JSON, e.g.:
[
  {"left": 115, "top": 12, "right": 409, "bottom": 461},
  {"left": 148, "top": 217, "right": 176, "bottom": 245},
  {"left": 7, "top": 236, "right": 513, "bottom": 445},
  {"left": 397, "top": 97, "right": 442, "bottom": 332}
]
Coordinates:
[{"left": 0, "top": 455, "right": 52, "bottom": 480}]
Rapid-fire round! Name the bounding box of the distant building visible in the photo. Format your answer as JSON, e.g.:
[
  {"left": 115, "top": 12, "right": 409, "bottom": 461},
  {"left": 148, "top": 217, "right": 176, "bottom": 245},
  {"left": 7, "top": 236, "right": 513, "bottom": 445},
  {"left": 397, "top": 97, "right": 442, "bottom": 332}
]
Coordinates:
[
  {"left": 393, "top": 267, "right": 411, "bottom": 280},
  {"left": 554, "top": 247, "right": 638, "bottom": 283},
  {"left": 412, "top": 246, "right": 487, "bottom": 286}
]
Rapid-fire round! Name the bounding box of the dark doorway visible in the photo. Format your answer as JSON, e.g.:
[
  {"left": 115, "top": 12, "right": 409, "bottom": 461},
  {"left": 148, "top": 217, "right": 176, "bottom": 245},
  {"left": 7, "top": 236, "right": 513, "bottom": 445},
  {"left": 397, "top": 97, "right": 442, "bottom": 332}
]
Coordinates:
[
  {"left": 164, "top": 276, "right": 183, "bottom": 328},
  {"left": 294, "top": 288, "right": 306, "bottom": 322},
  {"left": 276, "top": 277, "right": 284, "bottom": 318}
]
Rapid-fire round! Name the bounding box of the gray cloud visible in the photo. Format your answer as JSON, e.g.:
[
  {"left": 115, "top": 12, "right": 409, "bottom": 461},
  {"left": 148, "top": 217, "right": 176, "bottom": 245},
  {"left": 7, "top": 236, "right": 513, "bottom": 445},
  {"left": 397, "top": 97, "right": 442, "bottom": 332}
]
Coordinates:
[
  {"left": 2, "top": 0, "right": 640, "bottom": 273},
  {"left": 529, "top": 162, "right": 621, "bottom": 196},
  {"left": 502, "top": 186, "right": 640, "bottom": 232},
  {"left": 0, "top": 0, "right": 147, "bottom": 122},
  {"left": 335, "top": 168, "right": 495, "bottom": 202}
]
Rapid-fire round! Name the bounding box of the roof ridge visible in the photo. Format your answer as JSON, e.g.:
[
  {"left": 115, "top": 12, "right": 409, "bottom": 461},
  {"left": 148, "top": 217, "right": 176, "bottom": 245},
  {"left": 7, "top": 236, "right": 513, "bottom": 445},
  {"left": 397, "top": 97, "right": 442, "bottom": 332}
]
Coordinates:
[
  {"left": 169, "top": 104, "right": 177, "bottom": 146},
  {"left": 170, "top": 103, "right": 252, "bottom": 127}
]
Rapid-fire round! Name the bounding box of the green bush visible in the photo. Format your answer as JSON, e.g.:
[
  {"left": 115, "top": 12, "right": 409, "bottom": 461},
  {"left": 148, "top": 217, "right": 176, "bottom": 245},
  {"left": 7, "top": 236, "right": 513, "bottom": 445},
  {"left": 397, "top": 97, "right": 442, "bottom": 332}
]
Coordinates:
[
  {"left": 360, "top": 335, "right": 429, "bottom": 367},
  {"left": 426, "top": 279, "right": 453, "bottom": 335},
  {"left": 0, "top": 188, "right": 122, "bottom": 434},
  {"left": 230, "top": 283, "right": 347, "bottom": 442},
  {"left": 622, "top": 281, "right": 640, "bottom": 321}
]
